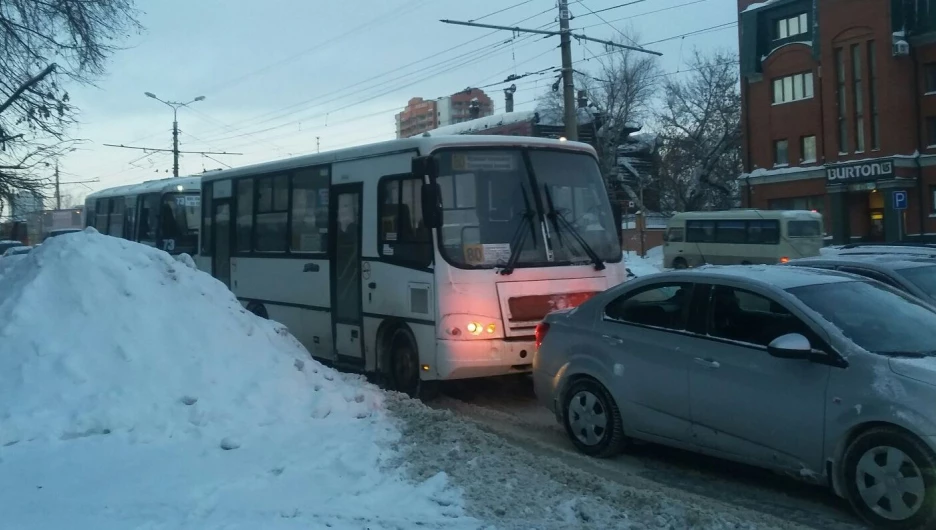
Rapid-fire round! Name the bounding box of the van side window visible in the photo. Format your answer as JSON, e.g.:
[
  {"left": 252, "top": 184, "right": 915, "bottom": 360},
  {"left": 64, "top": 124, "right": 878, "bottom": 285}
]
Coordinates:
[
  {"left": 686, "top": 220, "right": 715, "bottom": 243},
  {"left": 747, "top": 220, "right": 780, "bottom": 244},
  {"left": 667, "top": 227, "right": 684, "bottom": 242}
]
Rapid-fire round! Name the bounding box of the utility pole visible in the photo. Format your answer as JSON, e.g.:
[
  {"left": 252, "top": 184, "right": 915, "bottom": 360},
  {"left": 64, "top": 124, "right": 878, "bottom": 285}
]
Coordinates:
[
  {"left": 143, "top": 92, "right": 206, "bottom": 177},
  {"left": 441, "top": 10, "right": 660, "bottom": 142},
  {"left": 558, "top": 0, "right": 576, "bottom": 141},
  {"left": 504, "top": 83, "right": 516, "bottom": 113},
  {"left": 172, "top": 110, "right": 180, "bottom": 178},
  {"left": 54, "top": 163, "right": 61, "bottom": 210}
]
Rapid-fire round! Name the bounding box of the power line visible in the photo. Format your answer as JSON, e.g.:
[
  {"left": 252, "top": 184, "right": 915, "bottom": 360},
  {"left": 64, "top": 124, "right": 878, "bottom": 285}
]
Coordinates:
[
  {"left": 573, "top": 0, "right": 645, "bottom": 49},
  {"left": 205, "top": 27, "right": 558, "bottom": 145},
  {"left": 640, "top": 21, "right": 736, "bottom": 46},
  {"left": 571, "top": 0, "right": 646, "bottom": 18},
  {"left": 200, "top": 0, "right": 430, "bottom": 96},
  {"left": 573, "top": 0, "right": 710, "bottom": 31},
  {"left": 191, "top": 9, "right": 558, "bottom": 141},
  {"left": 471, "top": 0, "right": 534, "bottom": 22}
]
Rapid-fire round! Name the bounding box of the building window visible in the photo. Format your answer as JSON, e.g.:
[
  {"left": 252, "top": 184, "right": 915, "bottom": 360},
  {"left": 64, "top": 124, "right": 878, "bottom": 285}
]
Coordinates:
[
  {"left": 772, "top": 72, "right": 813, "bottom": 104},
  {"left": 290, "top": 167, "right": 330, "bottom": 253},
  {"left": 768, "top": 195, "right": 824, "bottom": 213},
  {"left": 774, "top": 139, "right": 789, "bottom": 166},
  {"left": 801, "top": 135, "right": 817, "bottom": 163},
  {"left": 776, "top": 13, "right": 808, "bottom": 39},
  {"left": 926, "top": 63, "right": 936, "bottom": 94},
  {"left": 852, "top": 44, "right": 865, "bottom": 152},
  {"left": 927, "top": 117, "right": 936, "bottom": 148},
  {"left": 835, "top": 48, "right": 848, "bottom": 153},
  {"left": 254, "top": 174, "right": 289, "bottom": 252},
  {"left": 868, "top": 41, "right": 880, "bottom": 150},
  {"left": 378, "top": 175, "right": 432, "bottom": 267}
]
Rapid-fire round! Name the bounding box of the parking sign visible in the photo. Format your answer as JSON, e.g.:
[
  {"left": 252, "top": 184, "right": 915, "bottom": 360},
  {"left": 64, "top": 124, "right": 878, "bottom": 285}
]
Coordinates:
[{"left": 893, "top": 190, "right": 908, "bottom": 211}]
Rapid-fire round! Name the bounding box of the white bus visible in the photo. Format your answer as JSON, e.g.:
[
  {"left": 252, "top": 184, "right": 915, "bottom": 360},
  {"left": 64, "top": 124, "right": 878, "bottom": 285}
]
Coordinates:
[
  {"left": 196, "top": 135, "right": 627, "bottom": 396},
  {"left": 84, "top": 176, "right": 201, "bottom": 255},
  {"left": 662, "top": 209, "right": 823, "bottom": 269}
]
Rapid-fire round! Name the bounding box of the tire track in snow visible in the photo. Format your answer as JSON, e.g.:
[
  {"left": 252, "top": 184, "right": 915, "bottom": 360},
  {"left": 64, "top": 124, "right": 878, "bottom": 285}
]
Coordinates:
[{"left": 431, "top": 376, "right": 864, "bottom": 530}]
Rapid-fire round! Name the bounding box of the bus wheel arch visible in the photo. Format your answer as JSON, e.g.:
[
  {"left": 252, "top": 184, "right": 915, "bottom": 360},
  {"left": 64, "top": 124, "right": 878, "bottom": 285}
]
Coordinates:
[
  {"left": 672, "top": 257, "right": 688, "bottom": 269},
  {"left": 376, "top": 320, "right": 421, "bottom": 397},
  {"left": 245, "top": 301, "right": 269, "bottom": 319}
]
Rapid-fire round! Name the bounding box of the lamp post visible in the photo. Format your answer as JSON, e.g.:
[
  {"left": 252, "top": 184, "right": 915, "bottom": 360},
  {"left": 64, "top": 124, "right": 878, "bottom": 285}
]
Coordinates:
[{"left": 144, "top": 92, "right": 205, "bottom": 177}]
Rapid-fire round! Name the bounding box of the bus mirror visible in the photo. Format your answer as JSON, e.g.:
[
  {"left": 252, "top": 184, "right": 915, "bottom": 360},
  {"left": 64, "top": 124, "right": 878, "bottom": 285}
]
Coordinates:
[
  {"left": 421, "top": 182, "right": 443, "bottom": 229},
  {"left": 412, "top": 156, "right": 438, "bottom": 180}
]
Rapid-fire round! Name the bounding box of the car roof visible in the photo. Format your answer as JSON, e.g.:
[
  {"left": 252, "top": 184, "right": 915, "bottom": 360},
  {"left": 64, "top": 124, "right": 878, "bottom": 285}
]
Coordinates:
[
  {"left": 790, "top": 254, "right": 936, "bottom": 271},
  {"left": 648, "top": 264, "right": 859, "bottom": 290}
]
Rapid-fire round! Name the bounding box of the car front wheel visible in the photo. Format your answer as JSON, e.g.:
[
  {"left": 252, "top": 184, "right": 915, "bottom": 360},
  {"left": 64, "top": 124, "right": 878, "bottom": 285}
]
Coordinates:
[
  {"left": 843, "top": 427, "right": 936, "bottom": 529},
  {"left": 562, "top": 378, "right": 626, "bottom": 458}
]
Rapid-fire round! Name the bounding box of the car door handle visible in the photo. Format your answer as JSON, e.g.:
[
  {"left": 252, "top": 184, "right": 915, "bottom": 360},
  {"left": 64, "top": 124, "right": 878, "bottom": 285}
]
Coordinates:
[
  {"left": 303, "top": 263, "right": 320, "bottom": 272},
  {"left": 694, "top": 357, "right": 720, "bottom": 369}
]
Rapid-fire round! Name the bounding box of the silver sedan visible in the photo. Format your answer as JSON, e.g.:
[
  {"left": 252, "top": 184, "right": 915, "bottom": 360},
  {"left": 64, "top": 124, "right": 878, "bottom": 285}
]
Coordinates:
[{"left": 533, "top": 265, "right": 936, "bottom": 529}]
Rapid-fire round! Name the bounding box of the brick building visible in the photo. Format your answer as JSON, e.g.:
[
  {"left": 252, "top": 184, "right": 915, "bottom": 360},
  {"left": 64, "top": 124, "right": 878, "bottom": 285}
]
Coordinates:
[
  {"left": 739, "top": 0, "right": 936, "bottom": 243},
  {"left": 395, "top": 88, "right": 494, "bottom": 138}
]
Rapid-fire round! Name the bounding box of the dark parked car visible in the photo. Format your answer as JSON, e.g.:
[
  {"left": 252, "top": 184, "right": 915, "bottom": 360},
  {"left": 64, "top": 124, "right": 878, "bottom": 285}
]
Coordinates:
[{"left": 786, "top": 253, "right": 936, "bottom": 303}]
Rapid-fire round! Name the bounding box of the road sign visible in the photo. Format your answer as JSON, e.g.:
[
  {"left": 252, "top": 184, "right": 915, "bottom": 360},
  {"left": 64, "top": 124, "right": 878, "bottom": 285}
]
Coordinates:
[{"left": 893, "top": 190, "right": 908, "bottom": 210}]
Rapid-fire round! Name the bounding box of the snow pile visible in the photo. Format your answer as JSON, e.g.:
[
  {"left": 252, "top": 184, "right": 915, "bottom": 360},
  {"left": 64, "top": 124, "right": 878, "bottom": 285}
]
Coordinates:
[
  {"left": 0, "top": 229, "right": 478, "bottom": 529},
  {"left": 0, "top": 228, "right": 378, "bottom": 445},
  {"left": 625, "top": 245, "right": 664, "bottom": 276}
]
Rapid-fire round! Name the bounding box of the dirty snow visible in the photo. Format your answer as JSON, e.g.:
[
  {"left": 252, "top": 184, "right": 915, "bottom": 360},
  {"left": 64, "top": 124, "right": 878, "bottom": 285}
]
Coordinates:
[
  {"left": 0, "top": 229, "right": 477, "bottom": 529},
  {"left": 387, "top": 395, "right": 812, "bottom": 530}
]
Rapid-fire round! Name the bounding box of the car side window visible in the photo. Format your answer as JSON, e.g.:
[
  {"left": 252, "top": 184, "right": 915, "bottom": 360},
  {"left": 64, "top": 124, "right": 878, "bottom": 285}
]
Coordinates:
[
  {"left": 604, "top": 282, "right": 694, "bottom": 331},
  {"left": 837, "top": 266, "right": 899, "bottom": 288},
  {"left": 708, "top": 286, "right": 815, "bottom": 348}
]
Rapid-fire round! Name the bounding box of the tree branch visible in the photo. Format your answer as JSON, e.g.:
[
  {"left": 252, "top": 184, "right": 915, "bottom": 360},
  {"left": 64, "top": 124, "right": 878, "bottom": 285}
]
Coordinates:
[{"left": 0, "top": 63, "right": 56, "bottom": 116}]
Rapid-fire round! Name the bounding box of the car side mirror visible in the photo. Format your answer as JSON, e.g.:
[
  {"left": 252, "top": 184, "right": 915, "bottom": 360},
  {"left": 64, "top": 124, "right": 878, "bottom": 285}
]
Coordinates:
[{"left": 767, "top": 333, "right": 812, "bottom": 360}]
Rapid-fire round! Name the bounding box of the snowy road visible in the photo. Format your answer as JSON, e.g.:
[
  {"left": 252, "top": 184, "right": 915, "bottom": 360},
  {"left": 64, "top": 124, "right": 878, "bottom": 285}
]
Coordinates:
[{"left": 430, "top": 375, "right": 866, "bottom": 530}]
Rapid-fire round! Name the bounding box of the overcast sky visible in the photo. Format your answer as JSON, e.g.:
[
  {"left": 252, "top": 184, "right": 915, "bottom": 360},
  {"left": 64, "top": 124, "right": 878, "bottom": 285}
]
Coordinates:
[{"left": 59, "top": 0, "right": 737, "bottom": 202}]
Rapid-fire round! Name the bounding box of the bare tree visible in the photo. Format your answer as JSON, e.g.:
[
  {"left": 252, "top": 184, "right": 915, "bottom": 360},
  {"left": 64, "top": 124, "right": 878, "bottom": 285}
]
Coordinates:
[
  {"left": 656, "top": 49, "right": 742, "bottom": 212},
  {"left": 0, "top": 0, "right": 140, "bottom": 213},
  {"left": 536, "top": 35, "right": 661, "bottom": 210}
]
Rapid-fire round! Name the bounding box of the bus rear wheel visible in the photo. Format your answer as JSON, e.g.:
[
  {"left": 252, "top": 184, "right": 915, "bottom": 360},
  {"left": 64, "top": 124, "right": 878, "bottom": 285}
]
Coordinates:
[
  {"left": 672, "top": 257, "right": 688, "bottom": 269},
  {"left": 246, "top": 301, "right": 269, "bottom": 319}
]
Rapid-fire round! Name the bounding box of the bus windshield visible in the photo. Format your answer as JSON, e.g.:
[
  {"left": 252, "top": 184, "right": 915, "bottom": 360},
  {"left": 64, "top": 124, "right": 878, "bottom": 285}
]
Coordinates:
[
  {"left": 434, "top": 148, "right": 620, "bottom": 269},
  {"left": 160, "top": 193, "right": 200, "bottom": 254}
]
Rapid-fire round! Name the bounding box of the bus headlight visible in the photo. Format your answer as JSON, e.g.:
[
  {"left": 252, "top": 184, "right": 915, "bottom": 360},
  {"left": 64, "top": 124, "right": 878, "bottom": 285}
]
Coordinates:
[{"left": 443, "top": 315, "right": 502, "bottom": 339}]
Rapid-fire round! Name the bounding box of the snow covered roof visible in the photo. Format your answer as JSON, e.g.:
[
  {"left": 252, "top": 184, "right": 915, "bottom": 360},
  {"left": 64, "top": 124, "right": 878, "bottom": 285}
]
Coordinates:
[
  {"left": 659, "top": 264, "right": 857, "bottom": 289},
  {"left": 86, "top": 175, "right": 202, "bottom": 202},
  {"left": 742, "top": 0, "right": 782, "bottom": 13},
  {"left": 425, "top": 111, "right": 537, "bottom": 136}
]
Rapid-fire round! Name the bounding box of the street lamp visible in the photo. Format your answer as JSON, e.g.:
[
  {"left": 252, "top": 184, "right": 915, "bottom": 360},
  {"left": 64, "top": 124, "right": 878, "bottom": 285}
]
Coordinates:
[{"left": 144, "top": 92, "right": 206, "bottom": 177}]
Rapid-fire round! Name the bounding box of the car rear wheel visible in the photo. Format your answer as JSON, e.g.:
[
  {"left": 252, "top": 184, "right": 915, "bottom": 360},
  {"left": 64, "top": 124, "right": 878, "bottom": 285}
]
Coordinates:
[
  {"left": 562, "top": 378, "right": 626, "bottom": 458},
  {"left": 843, "top": 427, "right": 936, "bottom": 529}
]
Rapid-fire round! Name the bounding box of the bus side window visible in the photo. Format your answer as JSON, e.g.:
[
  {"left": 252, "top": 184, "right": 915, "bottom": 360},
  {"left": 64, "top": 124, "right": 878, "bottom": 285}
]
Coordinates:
[
  {"left": 290, "top": 166, "right": 330, "bottom": 253},
  {"left": 95, "top": 198, "right": 110, "bottom": 233},
  {"left": 748, "top": 220, "right": 780, "bottom": 244},
  {"left": 378, "top": 174, "right": 432, "bottom": 267},
  {"left": 138, "top": 193, "right": 160, "bottom": 245}
]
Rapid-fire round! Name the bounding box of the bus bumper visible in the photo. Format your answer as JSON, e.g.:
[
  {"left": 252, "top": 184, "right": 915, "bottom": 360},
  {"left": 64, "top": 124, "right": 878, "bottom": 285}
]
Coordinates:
[{"left": 432, "top": 338, "right": 535, "bottom": 380}]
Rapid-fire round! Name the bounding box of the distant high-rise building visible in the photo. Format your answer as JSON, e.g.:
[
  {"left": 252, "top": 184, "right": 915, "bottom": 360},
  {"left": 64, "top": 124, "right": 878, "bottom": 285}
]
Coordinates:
[
  {"left": 395, "top": 88, "right": 494, "bottom": 138},
  {"left": 10, "top": 190, "right": 43, "bottom": 222}
]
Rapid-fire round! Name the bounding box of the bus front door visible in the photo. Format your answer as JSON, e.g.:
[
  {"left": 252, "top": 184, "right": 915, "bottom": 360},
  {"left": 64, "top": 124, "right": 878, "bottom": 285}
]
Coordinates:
[
  {"left": 330, "top": 183, "right": 365, "bottom": 368},
  {"left": 212, "top": 199, "right": 232, "bottom": 288}
]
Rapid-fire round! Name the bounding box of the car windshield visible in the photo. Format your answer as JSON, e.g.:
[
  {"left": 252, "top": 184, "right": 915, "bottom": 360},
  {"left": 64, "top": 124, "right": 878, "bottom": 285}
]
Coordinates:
[
  {"left": 895, "top": 264, "right": 936, "bottom": 298},
  {"left": 433, "top": 148, "right": 620, "bottom": 269},
  {"left": 788, "top": 280, "right": 936, "bottom": 356},
  {"left": 160, "top": 193, "right": 200, "bottom": 254}
]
